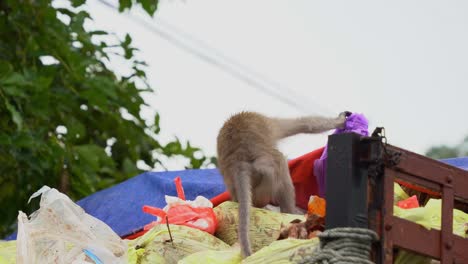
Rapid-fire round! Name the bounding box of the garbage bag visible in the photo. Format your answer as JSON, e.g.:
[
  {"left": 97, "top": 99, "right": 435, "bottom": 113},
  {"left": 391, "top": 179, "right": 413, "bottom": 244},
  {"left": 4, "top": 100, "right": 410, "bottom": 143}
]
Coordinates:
[
  {"left": 393, "top": 188, "right": 468, "bottom": 263},
  {"left": 127, "top": 224, "right": 229, "bottom": 264},
  {"left": 213, "top": 201, "right": 304, "bottom": 253},
  {"left": 314, "top": 113, "right": 369, "bottom": 197},
  {"left": 0, "top": 240, "right": 16, "bottom": 264},
  {"left": 394, "top": 198, "right": 468, "bottom": 238},
  {"left": 16, "top": 186, "right": 126, "bottom": 264},
  {"left": 179, "top": 238, "right": 319, "bottom": 264},
  {"left": 178, "top": 248, "right": 241, "bottom": 264},
  {"left": 243, "top": 238, "right": 319, "bottom": 264},
  {"left": 394, "top": 250, "right": 433, "bottom": 264},
  {"left": 394, "top": 183, "right": 410, "bottom": 204}
]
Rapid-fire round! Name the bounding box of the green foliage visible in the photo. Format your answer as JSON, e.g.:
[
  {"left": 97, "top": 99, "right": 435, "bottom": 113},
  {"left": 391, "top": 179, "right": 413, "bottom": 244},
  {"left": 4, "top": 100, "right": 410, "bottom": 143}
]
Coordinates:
[
  {"left": 425, "top": 146, "right": 460, "bottom": 160},
  {"left": 0, "top": 0, "right": 213, "bottom": 237},
  {"left": 119, "top": 0, "right": 159, "bottom": 15},
  {"left": 425, "top": 136, "right": 468, "bottom": 159}
]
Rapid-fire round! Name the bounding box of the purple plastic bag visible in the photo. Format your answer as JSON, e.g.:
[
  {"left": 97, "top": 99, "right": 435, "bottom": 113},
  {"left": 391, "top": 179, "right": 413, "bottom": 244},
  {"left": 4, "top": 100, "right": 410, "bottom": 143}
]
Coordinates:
[{"left": 313, "top": 113, "right": 369, "bottom": 197}]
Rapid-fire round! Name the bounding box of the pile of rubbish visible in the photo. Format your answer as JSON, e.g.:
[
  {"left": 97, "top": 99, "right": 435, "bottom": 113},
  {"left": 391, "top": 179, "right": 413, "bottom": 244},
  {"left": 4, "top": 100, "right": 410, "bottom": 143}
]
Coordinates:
[
  {"left": 1, "top": 177, "right": 467, "bottom": 264},
  {"left": 0, "top": 178, "right": 320, "bottom": 264}
]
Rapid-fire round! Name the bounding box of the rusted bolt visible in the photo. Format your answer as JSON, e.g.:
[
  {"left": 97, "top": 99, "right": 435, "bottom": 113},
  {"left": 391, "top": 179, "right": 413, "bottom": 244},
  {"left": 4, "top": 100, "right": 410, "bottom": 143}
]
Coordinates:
[
  {"left": 444, "top": 241, "right": 452, "bottom": 250},
  {"left": 384, "top": 224, "right": 392, "bottom": 231},
  {"left": 446, "top": 175, "right": 453, "bottom": 184}
]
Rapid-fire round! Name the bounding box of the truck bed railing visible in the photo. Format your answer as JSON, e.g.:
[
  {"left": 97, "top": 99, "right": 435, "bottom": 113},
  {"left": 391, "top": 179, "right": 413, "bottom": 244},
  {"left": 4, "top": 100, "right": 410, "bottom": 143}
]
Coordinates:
[{"left": 325, "top": 132, "right": 468, "bottom": 264}]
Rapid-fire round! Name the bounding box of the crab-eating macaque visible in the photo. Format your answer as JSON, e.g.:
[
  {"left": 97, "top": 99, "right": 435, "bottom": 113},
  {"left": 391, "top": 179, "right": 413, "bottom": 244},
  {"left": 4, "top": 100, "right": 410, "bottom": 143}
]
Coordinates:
[{"left": 216, "top": 111, "right": 349, "bottom": 257}]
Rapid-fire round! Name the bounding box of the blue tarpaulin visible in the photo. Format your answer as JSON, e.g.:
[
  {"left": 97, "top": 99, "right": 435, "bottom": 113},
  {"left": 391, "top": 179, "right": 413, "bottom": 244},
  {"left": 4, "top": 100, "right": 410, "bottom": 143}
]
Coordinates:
[
  {"left": 440, "top": 157, "right": 468, "bottom": 171},
  {"left": 76, "top": 169, "right": 226, "bottom": 237},
  {"left": 5, "top": 157, "right": 468, "bottom": 240}
]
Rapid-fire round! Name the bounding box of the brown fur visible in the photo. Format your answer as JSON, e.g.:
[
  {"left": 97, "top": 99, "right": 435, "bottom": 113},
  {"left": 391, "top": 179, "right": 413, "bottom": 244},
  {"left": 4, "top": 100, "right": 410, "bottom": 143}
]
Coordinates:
[{"left": 216, "top": 111, "right": 348, "bottom": 257}]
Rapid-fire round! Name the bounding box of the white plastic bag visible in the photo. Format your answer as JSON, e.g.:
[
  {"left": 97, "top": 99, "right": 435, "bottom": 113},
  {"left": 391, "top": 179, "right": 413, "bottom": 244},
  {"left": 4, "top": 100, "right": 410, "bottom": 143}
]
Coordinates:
[{"left": 17, "top": 186, "right": 127, "bottom": 264}]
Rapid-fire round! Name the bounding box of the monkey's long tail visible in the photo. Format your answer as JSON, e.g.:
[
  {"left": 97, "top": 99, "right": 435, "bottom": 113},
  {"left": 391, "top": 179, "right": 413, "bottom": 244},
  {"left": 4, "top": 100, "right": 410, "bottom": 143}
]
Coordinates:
[{"left": 233, "top": 162, "right": 253, "bottom": 258}]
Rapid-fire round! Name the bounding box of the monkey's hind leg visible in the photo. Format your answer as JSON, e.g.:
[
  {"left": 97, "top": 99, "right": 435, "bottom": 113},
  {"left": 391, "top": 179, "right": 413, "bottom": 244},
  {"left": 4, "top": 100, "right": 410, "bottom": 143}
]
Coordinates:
[
  {"left": 251, "top": 157, "right": 276, "bottom": 208},
  {"left": 275, "top": 158, "right": 298, "bottom": 214},
  {"left": 223, "top": 176, "right": 238, "bottom": 203}
]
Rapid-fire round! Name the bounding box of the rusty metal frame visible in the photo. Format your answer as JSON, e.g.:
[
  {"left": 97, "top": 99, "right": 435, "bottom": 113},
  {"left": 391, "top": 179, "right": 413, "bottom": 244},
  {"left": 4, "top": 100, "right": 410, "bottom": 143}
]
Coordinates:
[{"left": 326, "top": 132, "right": 468, "bottom": 264}]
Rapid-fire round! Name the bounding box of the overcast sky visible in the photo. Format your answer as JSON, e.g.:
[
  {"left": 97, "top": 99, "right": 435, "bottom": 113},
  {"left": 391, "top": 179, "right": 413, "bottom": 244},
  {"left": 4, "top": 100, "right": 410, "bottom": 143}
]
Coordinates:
[{"left": 86, "top": 0, "right": 468, "bottom": 170}]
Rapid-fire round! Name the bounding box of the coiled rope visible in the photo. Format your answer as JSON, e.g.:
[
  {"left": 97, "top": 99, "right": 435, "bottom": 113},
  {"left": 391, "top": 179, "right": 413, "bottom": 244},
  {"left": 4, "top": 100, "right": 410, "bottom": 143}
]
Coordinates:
[{"left": 297, "top": 227, "right": 379, "bottom": 264}]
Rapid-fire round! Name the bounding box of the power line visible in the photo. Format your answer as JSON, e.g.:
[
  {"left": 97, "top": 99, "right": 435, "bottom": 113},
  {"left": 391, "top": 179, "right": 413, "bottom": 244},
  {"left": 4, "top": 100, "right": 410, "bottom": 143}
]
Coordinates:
[
  {"left": 97, "top": 0, "right": 334, "bottom": 115},
  {"left": 154, "top": 19, "right": 335, "bottom": 115}
]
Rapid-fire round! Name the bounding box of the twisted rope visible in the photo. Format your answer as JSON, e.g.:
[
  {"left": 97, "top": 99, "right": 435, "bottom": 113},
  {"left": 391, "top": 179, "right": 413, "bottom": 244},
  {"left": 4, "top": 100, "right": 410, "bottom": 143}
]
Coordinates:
[{"left": 297, "top": 227, "right": 379, "bottom": 264}]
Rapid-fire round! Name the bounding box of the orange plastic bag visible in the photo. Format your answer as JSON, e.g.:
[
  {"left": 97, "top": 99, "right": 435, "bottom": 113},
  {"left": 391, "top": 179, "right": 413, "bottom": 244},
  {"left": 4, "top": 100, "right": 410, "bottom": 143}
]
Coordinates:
[
  {"left": 307, "top": 195, "right": 326, "bottom": 217},
  {"left": 397, "top": 195, "right": 420, "bottom": 209},
  {"left": 143, "top": 177, "right": 218, "bottom": 234}
]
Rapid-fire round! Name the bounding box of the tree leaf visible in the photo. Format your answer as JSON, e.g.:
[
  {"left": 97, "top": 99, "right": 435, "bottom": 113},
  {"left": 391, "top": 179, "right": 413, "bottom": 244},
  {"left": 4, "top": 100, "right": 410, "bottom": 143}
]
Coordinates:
[
  {"left": 65, "top": 118, "right": 86, "bottom": 143},
  {"left": 119, "top": 0, "right": 132, "bottom": 12},
  {"left": 0, "top": 133, "right": 12, "bottom": 145},
  {"left": 3, "top": 99, "right": 23, "bottom": 131},
  {"left": 71, "top": 0, "right": 86, "bottom": 8},
  {"left": 0, "top": 60, "right": 13, "bottom": 79},
  {"left": 153, "top": 112, "right": 160, "bottom": 133},
  {"left": 1, "top": 72, "right": 30, "bottom": 88},
  {"left": 122, "top": 157, "right": 139, "bottom": 178},
  {"left": 90, "top": 30, "right": 108, "bottom": 35},
  {"left": 56, "top": 8, "right": 76, "bottom": 17},
  {"left": 139, "top": 0, "right": 159, "bottom": 16},
  {"left": 12, "top": 132, "right": 34, "bottom": 147}
]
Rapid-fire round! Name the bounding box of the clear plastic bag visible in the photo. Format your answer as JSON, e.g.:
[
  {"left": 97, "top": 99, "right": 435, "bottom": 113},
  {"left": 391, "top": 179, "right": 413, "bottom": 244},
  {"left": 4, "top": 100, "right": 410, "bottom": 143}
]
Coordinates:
[{"left": 16, "top": 186, "right": 127, "bottom": 264}]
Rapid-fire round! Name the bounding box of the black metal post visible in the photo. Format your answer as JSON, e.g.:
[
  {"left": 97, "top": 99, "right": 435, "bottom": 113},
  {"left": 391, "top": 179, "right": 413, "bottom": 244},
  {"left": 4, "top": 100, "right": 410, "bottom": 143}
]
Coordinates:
[{"left": 325, "top": 132, "right": 369, "bottom": 229}]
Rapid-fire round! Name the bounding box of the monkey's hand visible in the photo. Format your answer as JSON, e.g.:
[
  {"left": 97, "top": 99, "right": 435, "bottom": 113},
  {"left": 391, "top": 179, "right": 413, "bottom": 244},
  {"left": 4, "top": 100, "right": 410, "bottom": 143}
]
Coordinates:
[
  {"left": 336, "top": 111, "right": 351, "bottom": 129},
  {"left": 339, "top": 111, "right": 353, "bottom": 118}
]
